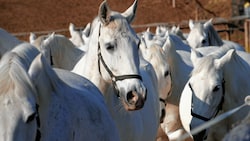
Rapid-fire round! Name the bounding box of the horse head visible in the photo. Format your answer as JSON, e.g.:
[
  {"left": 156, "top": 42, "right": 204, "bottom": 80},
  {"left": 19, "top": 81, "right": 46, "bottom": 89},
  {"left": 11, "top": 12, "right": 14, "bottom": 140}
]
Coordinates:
[
  {"left": 95, "top": 0, "right": 147, "bottom": 111},
  {"left": 187, "top": 20, "right": 209, "bottom": 48},
  {"left": 183, "top": 49, "right": 236, "bottom": 140}
]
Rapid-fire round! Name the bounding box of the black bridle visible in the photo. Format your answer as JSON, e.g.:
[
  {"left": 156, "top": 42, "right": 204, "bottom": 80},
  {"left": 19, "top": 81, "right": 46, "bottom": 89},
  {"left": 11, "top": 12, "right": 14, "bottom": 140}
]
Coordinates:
[
  {"left": 97, "top": 24, "right": 142, "bottom": 97},
  {"left": 190, "top": 79, "right": 225, "bottom": 121}
]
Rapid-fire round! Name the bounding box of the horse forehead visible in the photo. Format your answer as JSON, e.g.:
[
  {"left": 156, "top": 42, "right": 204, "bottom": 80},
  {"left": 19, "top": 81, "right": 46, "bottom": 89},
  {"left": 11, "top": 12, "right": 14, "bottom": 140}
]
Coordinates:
[
  {"left": 191, "top": 23, "right": 205, "bottom": 35},
  {"left": 192, "top": 58, "right": 219, "bottom": 77},
  {"left": 104, "top": 19, "right": 136, "bottom": 38}
]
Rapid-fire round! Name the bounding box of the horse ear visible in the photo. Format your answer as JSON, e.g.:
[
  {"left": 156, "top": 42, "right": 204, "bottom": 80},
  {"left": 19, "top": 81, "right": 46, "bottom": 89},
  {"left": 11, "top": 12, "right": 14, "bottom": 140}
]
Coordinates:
[
  {"left": 69, "top": 23, "right": 76, "bottom": 37},
  {"left": 139, "top": 37, "right": 147, "bottom": 51},
  {"left": 162, "top": 35, "right": 174, "bottom": 54},
  {"left": 204, "top": 18, "right": 213, "bottom": 27},
  {"left": 155, "top": 26, "right": 161, "bottom": 35},
  {"left": 42, "top": 32, "right": 54, "bottom": 45},
  {"left": 98, "top": 0, "right": 111, "bottom": 25},
  {"left": 146, "top": 27, "right": 150, "bottom": 32},
  {"left": 189, "top": 19, "right": 195, "bottom": 30},
  {"left": 121, "top": 0, "right": 138, "bottom": 23},
  {"left": 191, "top": 48, "right": 203, "bottom": 65},
  {"left": 176, "top": 25, "right": 180, "bottom": 31},
  {"left": 29, "top": 32, "right": 36, "bottom": 44},
  {"left": 215, "top": 49, "right": 236, "bottom": 69},
  {"left": 82, "top": 23, "right": 91, "bottom": 36}
]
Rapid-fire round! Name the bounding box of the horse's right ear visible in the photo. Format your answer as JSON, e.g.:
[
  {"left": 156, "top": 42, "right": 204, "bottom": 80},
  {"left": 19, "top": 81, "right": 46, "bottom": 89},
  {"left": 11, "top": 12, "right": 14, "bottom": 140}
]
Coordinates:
[
  {"left": 215, "top": 49, "right": 236, "bottom": 69},
  {"left": 162, "top": 34, "right": 173, "bottom": 55},
  {"left": 204, "top": 18, "right": 213, "bottom": 27},
  {"left": 82, "top": 22, "right": 91, "bottom": 36},
  {"left": 69, "top": 23, "right": 76, "bottom": 37},
  {"left": 189, "top": 19, "right": 195, "bottom": 30},
  {"left": 29, "top": 32, "right": 36, "bottom": 44},
  {"left": 98, "top": 0, "right": 111, "bottom": 25},
  {"left": 121, "top": 0, "right": 138, "bottom": 23}
]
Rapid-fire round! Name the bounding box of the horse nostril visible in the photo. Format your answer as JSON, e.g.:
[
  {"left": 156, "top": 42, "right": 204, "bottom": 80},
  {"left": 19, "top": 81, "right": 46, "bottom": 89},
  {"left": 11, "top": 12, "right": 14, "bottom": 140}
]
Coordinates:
[{"left": 126, "top": 91, "right": 138, "bottom": 105}]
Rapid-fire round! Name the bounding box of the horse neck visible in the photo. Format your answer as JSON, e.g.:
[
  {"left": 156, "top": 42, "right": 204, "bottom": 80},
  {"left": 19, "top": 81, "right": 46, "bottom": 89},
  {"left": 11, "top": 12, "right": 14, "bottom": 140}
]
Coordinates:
[
  {"left": 72, "top": 23, "right": 110, "bottom": 95},
  {"left": 167, "top": 50, "right": 192, "bottom": 104},
  {"left": 50, "top": 37, "right": 82, "bottom": 70},
  {"left": 222, "top": 53, "right": 250, "bottom": 116},
  {"left": 222, "top": 52, "right": 250, "bottom": 124},
  {"left": 205, "top": 24, "right": 223, "bottom": 46}
]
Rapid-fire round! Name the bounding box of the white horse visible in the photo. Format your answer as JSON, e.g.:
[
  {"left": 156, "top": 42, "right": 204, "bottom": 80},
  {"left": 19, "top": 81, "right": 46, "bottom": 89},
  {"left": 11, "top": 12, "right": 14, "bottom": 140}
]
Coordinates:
[
  {"left": 72, "top": 0, "right": 159, "bottom": 141},
  {"left": 159, "top": 34, "right": 193, "bottom": 140},
  {"left": 30, "top": 54, "right": 120, "bottom": 141},
  {"left": 179, "top": 47, "right": 250, "bottom": 141},
  {"left": 0, "top": 42, "right": 120, "bottom": 141},
  {"left": 160, "top": 34, "right": 232, "bottom": 140},
  {"left": 30, "top": 33, "right": 84, "bottom": 70},
  {"left": 68, "top": 23, "right": 85, "bottom": 47},
  {"left": 139, "top": 36, "right": 172, "bottom": 132},
  {"left": 187, "top": 19, "right": 245, "bottom": 51},
  {"left": 68, "top": 22, "right": 91, "bottom": 51},
  {"left": 139, "top": 35, "right": 171, "bottom": 103},
  {"left": 0, "top": 28, "right": 22, "bottom": 58}
]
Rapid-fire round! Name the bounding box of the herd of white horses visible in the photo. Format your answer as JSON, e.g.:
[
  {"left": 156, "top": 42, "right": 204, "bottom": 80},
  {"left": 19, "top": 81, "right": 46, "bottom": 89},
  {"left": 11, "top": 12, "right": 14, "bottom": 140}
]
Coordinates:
[{"left": 0, "top": 0, "right": 250, "bottom": 141}]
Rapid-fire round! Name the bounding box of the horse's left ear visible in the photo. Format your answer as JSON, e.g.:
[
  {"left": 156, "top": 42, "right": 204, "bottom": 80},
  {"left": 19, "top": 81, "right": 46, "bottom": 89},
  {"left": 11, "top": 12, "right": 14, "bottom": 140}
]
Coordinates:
[
  {"left": 162, "top": 34, "right": 173, "bottom": 55},
  {"left": 121, "top": 0, "right": 138, "bottom": 23},
  {"left": 189, "top": 19, "right": 195, "bottom": 30},
  {"left": 98, "top": 0, "right": 111, "bottom": 25},
  {"left": 69, "top": 23, "right": 76, "bottom": 37},
  {"left": 29, "top": 32, "right": 36, "bottom": 44},
  {"left": 204, "top": 18, "right": 213, "bottom": 27},
  {"left": 215, "top": 49, "right": 236, "bottom": 69}
]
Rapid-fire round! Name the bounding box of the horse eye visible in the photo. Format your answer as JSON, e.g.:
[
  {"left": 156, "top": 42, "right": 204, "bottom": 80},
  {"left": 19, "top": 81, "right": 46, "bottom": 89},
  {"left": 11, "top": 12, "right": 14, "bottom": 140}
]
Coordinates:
[
  {"left": 164, "top": 70, "right": 169, "bottom": 77},
  {"left": 201, "top": 39, "right": 206, "bottom": 44},
  {"left": 26, "top": 113, "right": 36, "bottom": 123},
  {"left": 105, "top": 43, "right": 115, "bottom": 51},
  {"left": 212, "top": 85, "right": 220, "bottom": 92},
  {"left": 107, "top": 45, "right": 114, "bottom": 50}
]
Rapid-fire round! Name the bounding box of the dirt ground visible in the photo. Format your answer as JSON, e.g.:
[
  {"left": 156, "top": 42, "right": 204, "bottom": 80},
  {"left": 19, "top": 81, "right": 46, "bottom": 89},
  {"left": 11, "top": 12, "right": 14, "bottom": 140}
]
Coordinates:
[{"left": 0, "top": 0, "right": 238, "bottom": 42}]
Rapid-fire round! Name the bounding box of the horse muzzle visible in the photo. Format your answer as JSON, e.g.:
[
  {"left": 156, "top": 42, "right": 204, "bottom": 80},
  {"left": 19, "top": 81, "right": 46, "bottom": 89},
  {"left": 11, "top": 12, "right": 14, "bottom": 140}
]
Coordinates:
[
  {"left": 190, "top": 118, "right": 208, "bottom": 141},
  {"left": 122, "top": 88, "right": 147, "bottom": 111}
]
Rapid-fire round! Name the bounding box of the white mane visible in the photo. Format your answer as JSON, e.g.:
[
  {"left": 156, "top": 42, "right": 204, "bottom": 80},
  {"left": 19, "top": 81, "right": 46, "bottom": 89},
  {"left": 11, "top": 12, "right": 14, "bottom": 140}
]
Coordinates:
[
  {"left": 0, "top": 51, "right": 38, "bottom": 141},
  {"left": 0, "top": 52, "right": 36, "bottom": 99},
  {"left": 39, "top": 34, "right": 84, "bottom": 70},
  {"left": 204, "top": 22, "right": 223, "bottom": 46}
]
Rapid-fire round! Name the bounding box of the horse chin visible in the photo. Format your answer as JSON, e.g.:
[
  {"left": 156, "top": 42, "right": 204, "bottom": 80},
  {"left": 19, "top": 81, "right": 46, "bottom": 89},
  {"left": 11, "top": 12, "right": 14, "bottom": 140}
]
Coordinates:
[{"left": 121, "top": 97, "right": 145, "bottom": 111}]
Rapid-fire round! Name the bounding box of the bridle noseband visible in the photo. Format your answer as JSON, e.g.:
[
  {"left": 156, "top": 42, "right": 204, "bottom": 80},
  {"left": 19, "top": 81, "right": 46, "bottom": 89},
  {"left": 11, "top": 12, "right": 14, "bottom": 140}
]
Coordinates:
[
  {"left": 97, "top": 24, "right": 142, "bottom": 97},
  {"left": 190, "top": 79, "right": 225, "bottom": 121}
]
